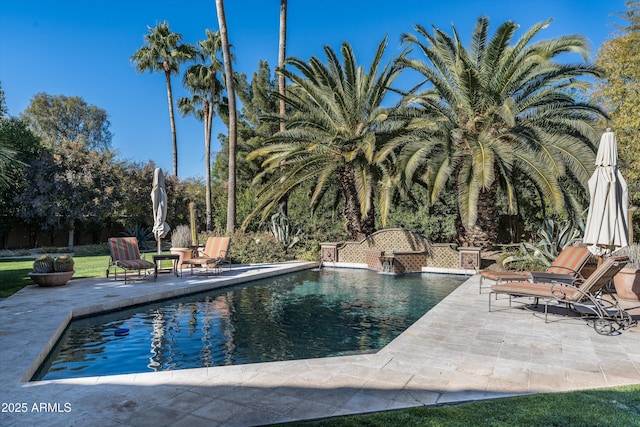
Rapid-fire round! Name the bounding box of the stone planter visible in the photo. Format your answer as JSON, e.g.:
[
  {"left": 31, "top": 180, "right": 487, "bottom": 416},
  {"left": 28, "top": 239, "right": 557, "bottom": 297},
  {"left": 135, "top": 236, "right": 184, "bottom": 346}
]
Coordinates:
[
  {"left": 170, "top": 247, "right": 193, "bottom": 267},
  {"left": 613, "top": 267, "right": 640, "bottom": 301},
  {"left": 28, "top": 271, "right": 75, "bottom": 287}
]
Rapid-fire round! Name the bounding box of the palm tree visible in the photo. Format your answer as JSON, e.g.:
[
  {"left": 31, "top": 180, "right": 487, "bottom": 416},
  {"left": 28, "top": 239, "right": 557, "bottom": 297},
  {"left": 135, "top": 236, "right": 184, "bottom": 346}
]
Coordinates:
[
  {"left": 244, "top": 38, "right": 407, "bottom": 240},
  {"left": 178, "top": 30, "right": 225, "bottom": 232},
  {"left": 398, "top": 17, "right": 606, "bottom": 248},
  {"left": 0, "top": 139, "right": 20, "bottom": 188},
  {"left": 131, "top": 22, "right": 196, "bottom": 177},
  {"left": 215, "top": 0, "right": 238, "bottom": 233}
]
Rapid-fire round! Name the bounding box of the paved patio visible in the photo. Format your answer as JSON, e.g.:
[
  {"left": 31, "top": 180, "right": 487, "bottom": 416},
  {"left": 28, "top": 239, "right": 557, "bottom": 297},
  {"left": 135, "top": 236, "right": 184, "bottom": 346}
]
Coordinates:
[{"left": 1, "top": 262, "right": 639, "bottom": 427}]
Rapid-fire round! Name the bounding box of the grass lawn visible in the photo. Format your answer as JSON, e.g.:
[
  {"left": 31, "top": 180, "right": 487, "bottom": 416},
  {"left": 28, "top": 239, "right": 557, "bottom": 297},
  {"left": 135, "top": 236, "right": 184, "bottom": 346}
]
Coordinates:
[
  {"left": 0, "top": 255, "right": 110, "bottom": 298},
  {"left": 287, "top": 385, "right": 640, "bottom": 426}
]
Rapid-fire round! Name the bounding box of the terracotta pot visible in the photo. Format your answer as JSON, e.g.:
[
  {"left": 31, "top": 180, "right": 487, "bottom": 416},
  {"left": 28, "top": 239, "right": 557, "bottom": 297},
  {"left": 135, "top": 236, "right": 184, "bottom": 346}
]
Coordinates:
[
  {"left": 613, "top": 267, "right": 640, "bottom": 301},
  {"left": 170, "top": 247, "right": 193, "bottom": 267},
  {"left": 28, "top": 271, "right": 75, "bottom": 287}
]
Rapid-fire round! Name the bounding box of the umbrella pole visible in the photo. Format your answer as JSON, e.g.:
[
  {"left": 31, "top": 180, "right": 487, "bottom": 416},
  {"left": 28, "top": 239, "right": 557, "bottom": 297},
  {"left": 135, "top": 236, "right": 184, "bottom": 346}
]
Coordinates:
[{"left": 157, "top": 238, "right": 162, "bottom": 255}]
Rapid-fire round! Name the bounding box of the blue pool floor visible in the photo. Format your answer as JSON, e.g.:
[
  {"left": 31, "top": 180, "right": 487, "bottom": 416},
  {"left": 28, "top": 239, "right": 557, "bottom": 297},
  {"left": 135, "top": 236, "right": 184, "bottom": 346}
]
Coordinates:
[{"left": 1, "top": 261, "right": 640, "bottom": 427}]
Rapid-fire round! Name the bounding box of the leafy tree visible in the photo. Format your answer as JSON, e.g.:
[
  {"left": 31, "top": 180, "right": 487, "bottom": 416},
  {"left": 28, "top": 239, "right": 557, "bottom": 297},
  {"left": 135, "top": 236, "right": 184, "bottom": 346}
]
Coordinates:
[
  {"left": 593, "top": 1, "right": 640, "bottom": 206},
  {"left": 16, "top": 141, "right": 120, "bottom": 250},
  {"left": 398, "top": 17, "right": 606, "bottom": 249},
  {"left": 245, "top": 38, "right": 407, "bottom": 240},
  {"left": 21, "top": 93, "right": 112, "bottom": 150},
  {"left": 131, "top": 22, "right": 196, "bottom": 177},
  {"left": 179, "top": 29, "right": 225, "bottom": 232},
  {"left": 235, "top": 61, "right": 281, "bottom": 182},
  {"left": 0, "top": 116, "right": 40, "bottom": 247},
  {"left": 215, "top": 0, "right": 239, "bottom": 233},
  {"left": 0, "top": 82, "right": 7, "bottom": 117}
]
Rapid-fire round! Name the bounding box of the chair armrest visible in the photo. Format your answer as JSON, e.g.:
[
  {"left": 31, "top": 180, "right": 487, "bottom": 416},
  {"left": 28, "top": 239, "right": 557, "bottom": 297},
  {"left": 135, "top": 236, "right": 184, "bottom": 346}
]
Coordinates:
[{"left": 546, "top": 265, "right": 585, "bottom": 279}]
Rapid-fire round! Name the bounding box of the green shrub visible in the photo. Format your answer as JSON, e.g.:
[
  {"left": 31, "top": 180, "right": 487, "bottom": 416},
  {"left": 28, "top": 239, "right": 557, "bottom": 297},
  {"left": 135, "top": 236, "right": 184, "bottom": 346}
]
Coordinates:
[
  {"left": 41, "top": 246, "right": 71, "bottom": 254},
  {"left": 73, "top": 244, "right": 110, "bottom": 256},
  {"left": 227, "top": 232, "right": 287, "bottom": 264}
]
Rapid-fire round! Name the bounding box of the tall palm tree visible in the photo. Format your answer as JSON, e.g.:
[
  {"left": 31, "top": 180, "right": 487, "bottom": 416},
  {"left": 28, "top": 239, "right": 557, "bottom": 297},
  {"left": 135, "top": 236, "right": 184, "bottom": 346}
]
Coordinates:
[
  {"left": 244, "top": 38, "right": 407, "bottom": 240},
  {"left": 215, "top": 0, "right": 238, "bottom": 233},
  {"left": 178, "top": 30, "right": 225, "bottom": 233},
  {"left": 398, "top": 17, "right": 606, "bottom": 248},
  {"left": 131, "top": 22, "right": 195, "bottom": 177}
]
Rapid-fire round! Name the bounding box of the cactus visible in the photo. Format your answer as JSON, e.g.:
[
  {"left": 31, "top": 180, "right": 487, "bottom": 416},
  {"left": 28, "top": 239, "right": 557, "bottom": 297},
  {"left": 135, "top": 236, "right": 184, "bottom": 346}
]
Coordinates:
[
  {"left": 54, "top": 255, "right": 75, "bottom": 272},
  {"left": 33, "top": 255, "right": 55, "bottom": 273},
  {"left": 189, "top": 202, "right": 197, "bottom": 245}
]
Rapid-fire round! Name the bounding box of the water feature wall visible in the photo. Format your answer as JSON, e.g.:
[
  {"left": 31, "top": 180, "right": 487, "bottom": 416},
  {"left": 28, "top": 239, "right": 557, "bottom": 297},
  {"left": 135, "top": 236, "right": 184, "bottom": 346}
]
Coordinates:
[{"left": 321, "top": 228, "right": 480, "bottom": 273}]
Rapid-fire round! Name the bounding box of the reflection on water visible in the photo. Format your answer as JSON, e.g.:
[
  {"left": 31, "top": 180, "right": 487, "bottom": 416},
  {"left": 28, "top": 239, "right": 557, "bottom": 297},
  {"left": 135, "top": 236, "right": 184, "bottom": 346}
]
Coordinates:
[{"left": 33, "top": 269, "right": 465, "bottom": 381}]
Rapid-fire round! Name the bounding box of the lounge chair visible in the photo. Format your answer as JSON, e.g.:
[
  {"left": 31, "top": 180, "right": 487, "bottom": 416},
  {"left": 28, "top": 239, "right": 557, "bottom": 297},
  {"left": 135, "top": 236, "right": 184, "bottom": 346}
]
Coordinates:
[
  {"left": 181, "top": 236, "right": 230, "bottom": 275},
  {"left": 479, "top": 246, "right": 592, "bottom": 293},
  {"left": 107, "top": 237, "right": 155, "bottom": 283},
  {"left": 489, "top": 255, "right": 635, "bottom": 334}
]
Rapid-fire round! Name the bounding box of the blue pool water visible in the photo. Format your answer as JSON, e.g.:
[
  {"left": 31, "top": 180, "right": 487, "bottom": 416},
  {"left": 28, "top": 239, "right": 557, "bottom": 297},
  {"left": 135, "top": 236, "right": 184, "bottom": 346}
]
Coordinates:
[{"left": 33, "top": 268, "right": 465, "bottom": 381}]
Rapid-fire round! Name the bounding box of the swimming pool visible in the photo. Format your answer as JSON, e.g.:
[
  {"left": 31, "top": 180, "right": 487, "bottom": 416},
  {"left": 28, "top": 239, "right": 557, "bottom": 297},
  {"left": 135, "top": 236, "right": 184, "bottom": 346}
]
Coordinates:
[{"left": 33, "top": 268, "right": 465, "bottom": 381}]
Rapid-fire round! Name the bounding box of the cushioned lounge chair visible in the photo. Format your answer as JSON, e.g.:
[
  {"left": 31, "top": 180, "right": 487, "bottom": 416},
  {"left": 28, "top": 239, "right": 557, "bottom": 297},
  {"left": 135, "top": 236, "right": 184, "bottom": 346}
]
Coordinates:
[
  {"left": 107, "top": 237, "right": 155, "bottom": 283},
  {"left": 479, "top": 246, "right": 592, "bottom": 293},
  {"left": 181, "top": 236, "right": 230, "bottom": 275},
  {"left": 489, "top": 255, "right": 634, "bottom": 334}
]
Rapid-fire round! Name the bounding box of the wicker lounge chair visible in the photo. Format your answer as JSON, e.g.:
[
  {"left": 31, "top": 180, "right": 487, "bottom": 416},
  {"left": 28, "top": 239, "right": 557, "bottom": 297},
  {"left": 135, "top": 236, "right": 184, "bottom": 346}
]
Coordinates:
[
  {"left": 181, "top": 236, "right": 230, "bottom": 275},
  {"left": 479, "top": 246, "right": 592, "bottom": 293},
  {"left": 107, "top": 237, "right": 155, "bottom": 283},
  {"left": 489, "top": 255, "right": 635, "bottom": 334}
]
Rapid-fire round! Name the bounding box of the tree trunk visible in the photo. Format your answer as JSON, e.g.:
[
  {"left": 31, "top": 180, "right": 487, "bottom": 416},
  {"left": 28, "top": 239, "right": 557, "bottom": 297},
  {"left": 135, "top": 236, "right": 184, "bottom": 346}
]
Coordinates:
[
  {"left": 164, "top": 69, "right": 178, "bottom": 177},
  {"left": 277, "top": 0, "right": 289, "bottom": 217},
  {"left": 67, "top": 224, "right": 75, "bottom": 252},
  {"left": 204, "top": 100, "right": 213, "bottom": 232},
  {"left": 456, "top": 185, "right": 499, "bottom": 249},
  {"left": 338, "top": 166, "right": 375, "bottom": 240},
  {"left": 216, "top": 0, "right": 237, "bottom": 233}
]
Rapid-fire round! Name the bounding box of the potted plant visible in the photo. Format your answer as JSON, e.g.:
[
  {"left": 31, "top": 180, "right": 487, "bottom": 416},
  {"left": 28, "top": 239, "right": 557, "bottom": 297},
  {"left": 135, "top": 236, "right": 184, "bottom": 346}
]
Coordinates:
[
  {"left": 28, "top": 254, "right": 75, "bottom": 287},
  {"left": 612, "top": 243, "right": 640, "bottom": 301},
  {"left": 170, "top": 224, "right": 193, "bottom": 267}
]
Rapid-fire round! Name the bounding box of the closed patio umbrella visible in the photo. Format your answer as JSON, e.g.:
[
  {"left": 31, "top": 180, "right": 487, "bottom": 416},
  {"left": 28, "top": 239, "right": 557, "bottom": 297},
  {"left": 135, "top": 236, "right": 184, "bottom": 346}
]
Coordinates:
[
  {"left": 583, "top": 128, "right": 629, "bottom": 258},
  {"left": 151, "top": 168, "right": 170, "bottom": 254}
]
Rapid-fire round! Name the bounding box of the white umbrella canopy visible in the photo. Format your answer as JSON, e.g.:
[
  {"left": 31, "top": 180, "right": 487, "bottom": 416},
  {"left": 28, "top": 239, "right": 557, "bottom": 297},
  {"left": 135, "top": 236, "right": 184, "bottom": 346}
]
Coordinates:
[
  {"left": 583, "top": 128, "right": 629, "bottom": 257},
  {"left": 151, "top": 168, "right": 171, "bottom": 254}
]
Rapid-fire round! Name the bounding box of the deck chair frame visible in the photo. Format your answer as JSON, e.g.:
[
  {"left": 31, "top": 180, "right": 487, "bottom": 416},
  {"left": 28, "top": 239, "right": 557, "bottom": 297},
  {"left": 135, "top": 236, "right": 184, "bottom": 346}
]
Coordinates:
[
  {"left": 181, "top": 236, "right": 230, "bottom": 276},
  {"left": 107, "top": 237, "right": 155, "bottom": 283}
]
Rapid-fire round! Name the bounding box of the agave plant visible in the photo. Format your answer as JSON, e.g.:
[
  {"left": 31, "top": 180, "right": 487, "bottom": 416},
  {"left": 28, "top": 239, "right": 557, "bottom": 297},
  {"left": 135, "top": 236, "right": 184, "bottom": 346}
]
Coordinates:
[
  {"left": 121, "top": 225, "right": 154, "bottom": 247},
  {"left": 270, "top": 208, "right": 301, "bottom": 252},
  {"left": 503, "top": 218, "right": 584, "bottom": 268}
]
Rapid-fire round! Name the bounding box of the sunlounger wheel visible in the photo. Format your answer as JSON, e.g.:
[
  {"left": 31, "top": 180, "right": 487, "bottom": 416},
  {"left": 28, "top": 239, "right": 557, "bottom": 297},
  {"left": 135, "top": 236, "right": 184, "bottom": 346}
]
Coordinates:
[{"left": 593, "top": 318, "right": 617, "bottom": 335}]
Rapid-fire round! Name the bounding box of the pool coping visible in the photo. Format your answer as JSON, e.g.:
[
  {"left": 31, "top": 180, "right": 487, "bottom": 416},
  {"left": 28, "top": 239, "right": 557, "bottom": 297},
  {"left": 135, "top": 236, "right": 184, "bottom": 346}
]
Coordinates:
[{"left": 1, "top": 262, "right": 640, "bottom": 426}]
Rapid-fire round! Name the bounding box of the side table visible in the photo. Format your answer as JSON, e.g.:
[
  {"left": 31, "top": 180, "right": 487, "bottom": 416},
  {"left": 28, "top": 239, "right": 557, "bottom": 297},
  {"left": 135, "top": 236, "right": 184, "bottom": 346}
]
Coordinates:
[{"left": 152, "top": 254, "right": 180, "bottom": 278}]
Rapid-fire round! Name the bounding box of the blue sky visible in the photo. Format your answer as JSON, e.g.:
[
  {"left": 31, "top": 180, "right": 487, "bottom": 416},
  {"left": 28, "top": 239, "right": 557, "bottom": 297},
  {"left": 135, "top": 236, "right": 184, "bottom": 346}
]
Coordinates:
[{"left": 0, "top": 0, "right": 629, "bottom": 179}]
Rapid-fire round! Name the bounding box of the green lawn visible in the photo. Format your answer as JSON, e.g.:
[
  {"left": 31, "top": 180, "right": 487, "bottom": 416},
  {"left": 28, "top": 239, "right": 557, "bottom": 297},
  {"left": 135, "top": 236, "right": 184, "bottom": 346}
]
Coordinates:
[
  {"left": 286, "top": 385, "right": 640, "bottom": 426},
  {"left": 0, "top": 255, "right": 110, "bottom": 298}
]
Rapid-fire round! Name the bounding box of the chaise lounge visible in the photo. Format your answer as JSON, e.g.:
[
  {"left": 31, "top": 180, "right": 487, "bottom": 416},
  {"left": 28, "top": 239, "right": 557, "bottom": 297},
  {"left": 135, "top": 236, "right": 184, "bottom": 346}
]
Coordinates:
[
  {"left": 489, "top": 254, "right": 634, "bottom": 334},
  {"left": 181, "top": 236, "right": 230, "bottom": 276},
  {"left": 479, "top": 245, "right": 592, "bottom": 293}
]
